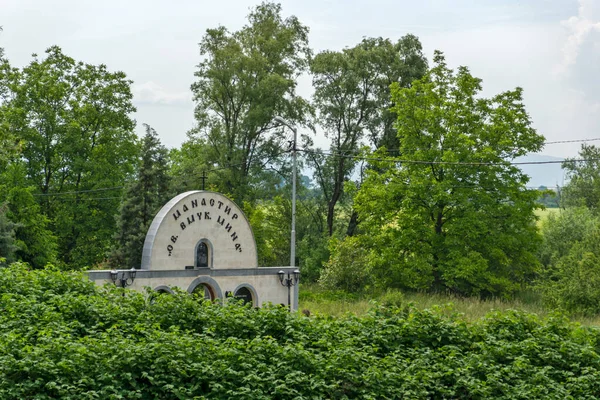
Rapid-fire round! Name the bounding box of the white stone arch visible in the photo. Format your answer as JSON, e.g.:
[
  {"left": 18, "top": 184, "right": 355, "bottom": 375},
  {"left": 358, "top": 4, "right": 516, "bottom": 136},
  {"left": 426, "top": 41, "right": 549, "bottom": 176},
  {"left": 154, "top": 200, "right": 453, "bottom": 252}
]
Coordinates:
[
  {"left": 141, "top": 191, "right": 258, "bottom": 270},
  {"left": 232, "top": 283, "right": 259, "bottom": 307},
  {"left": 187, "top": 276, "right": 223, "bottom": 301},
  {"left": 153, "top": 285, "right": 174, "bottom": 294}
]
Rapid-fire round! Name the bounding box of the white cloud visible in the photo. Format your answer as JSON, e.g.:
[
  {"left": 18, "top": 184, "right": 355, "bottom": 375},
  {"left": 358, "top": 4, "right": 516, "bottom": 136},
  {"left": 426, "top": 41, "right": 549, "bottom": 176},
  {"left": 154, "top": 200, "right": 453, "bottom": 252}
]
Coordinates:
[
  {"left": 543, "top": 87, "right": 600, "bottom": 155},
  {"left": 132, "top": 81, "right": 192, "bottom": 106},
  {"left": 555, "top": 0, "right": 600, "bottom": 76}
]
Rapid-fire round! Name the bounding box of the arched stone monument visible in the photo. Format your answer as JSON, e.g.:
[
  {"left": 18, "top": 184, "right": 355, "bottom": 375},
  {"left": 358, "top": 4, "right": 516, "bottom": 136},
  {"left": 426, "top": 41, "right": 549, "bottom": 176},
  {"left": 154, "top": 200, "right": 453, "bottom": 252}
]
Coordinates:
[
  {"left": 87, "top": 191, "right": 298, "bottom": 308},
  {"left": 141, "top": 191, "right": 258, "bottom": 270}
]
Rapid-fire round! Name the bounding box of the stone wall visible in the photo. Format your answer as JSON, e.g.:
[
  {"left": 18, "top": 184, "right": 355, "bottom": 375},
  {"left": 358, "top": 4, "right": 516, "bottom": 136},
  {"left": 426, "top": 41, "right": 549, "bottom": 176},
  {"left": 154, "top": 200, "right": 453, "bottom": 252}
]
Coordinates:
[{"left": 87, "top": 268, "right": 299, "bottom": 308}]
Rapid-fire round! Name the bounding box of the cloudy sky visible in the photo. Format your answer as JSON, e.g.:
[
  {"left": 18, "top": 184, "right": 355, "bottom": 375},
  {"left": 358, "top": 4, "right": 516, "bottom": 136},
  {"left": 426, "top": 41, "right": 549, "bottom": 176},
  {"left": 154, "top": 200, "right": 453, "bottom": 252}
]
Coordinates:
[{"left": 1, "top": 0, "right": 599, "bottom": 160}]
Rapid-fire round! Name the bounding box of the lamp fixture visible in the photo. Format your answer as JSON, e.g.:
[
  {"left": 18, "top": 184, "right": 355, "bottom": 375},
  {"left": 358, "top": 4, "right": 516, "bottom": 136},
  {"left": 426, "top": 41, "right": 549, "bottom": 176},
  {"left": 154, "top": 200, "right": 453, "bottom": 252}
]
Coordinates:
[
  {"left": 277, "top": 269, "right": 300, "bottom": 311},
  {"left": 109, "top": 268, "right": 138, "bottom": 291}
]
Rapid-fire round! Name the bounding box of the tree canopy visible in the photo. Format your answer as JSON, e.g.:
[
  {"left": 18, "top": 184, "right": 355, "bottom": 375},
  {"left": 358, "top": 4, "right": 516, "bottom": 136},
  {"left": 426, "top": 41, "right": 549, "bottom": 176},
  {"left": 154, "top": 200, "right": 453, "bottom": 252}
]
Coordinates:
[
  {"left": 0, "top": 204, "right": 17, "bottom": 266},
  {"left": 1, "top": 46, "right": 138, "bottom": 268},
  {"left": 330, "top": 52, "right": 545, "bottom": 296},
  {"left": 187, "top": 2, "right": 312, "bottom": 203},
  {"left": 0, "top": 4, "right": 583, "bottom": 308},
  {"left": 310, "top": 35, "right": 427, "bottom": 236},
  {"left": 0, "top": 28, "right": 18, "bottom": 170}
]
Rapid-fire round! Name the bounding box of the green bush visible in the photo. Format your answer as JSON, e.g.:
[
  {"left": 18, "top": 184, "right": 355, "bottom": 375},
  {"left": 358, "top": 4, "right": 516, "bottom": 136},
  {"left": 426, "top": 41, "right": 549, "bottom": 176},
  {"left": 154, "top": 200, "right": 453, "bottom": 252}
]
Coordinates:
[
  {"left": 379, "top": 288, "right": 405, "bottom": 308},
  {"left": 319, "top": 236, "right": 373, "bottom": 291},
  {"left": 538, "top": 208, "right": 600, "bottom": 315},
  {"left": 538, "top": 207, "right": 599, "bottom": 267},
  {"left": 1, "top": 264, "right": 600, "bottom": 398},
  {"left": 540, "top": 246, "right": 600, "bottom": 316},
  {"left": 297, "top": 232, "right": 329, "bottom": 283}
]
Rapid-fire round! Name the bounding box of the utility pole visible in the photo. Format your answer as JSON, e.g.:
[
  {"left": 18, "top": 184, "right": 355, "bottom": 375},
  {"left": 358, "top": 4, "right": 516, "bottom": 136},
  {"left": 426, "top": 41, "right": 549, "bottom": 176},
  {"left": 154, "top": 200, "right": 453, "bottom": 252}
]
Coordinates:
[{"left": 273, "top": 116, "right": 298, "bottom": 310}]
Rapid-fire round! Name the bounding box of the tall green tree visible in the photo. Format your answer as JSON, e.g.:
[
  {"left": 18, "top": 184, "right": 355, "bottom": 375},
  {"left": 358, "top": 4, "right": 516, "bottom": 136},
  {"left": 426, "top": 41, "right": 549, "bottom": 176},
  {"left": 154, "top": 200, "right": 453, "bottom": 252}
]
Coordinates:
[
  {"left": 337, "top": 52, "right": 545, "bottom": 296},
  {"left": 310, "top": 36, "right": 427, "bottom": 236},
  {"left": 0, "top": 30, "right": 17, "bottom": 266},
  {"left": 111, "top": 124, "right": 171, "bottom": 269},
  {"left": 561, "top": 144, "right": 600, "bottom": 210},
  {"left": 365, "top": 35, "right": 428, "bottom": 152},
  {"left": 8, "top": 46, "right": 138, "bottom": 268},
  {"left": 187, "top": 2, "right": 312, "bottom": 203},
  {"left": 8, "top": 189, "right": 57, "bottom": 269}
]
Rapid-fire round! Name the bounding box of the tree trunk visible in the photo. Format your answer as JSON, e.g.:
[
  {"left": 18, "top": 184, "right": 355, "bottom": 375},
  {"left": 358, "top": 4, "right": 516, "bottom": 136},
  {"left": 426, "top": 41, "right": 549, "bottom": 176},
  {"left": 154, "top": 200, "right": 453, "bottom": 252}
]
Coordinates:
[{"left": 346, "top": 210, "right": 359, "bottom": 237}]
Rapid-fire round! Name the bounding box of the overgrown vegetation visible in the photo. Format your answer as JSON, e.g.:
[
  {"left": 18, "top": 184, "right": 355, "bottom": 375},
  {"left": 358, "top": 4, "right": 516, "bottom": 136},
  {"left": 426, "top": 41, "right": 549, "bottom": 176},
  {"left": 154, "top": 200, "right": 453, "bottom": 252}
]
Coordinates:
[
  {"left": 537, "top": 207, "right": 600, "bottom": 316},
  {"left": 2, "top": 264, "right": 600, "bottom": 399},
  {"left": 300, "top": 285, "right": 544, "bottom": 320}
]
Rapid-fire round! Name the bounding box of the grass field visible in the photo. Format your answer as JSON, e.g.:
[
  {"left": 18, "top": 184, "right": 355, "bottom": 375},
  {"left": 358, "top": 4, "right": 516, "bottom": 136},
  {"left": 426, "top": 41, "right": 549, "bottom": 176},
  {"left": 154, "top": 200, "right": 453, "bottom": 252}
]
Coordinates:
[
  {"left": 299, "top": 207, "right": 600, "bottom": 325},
  {"left": 299, "top": 284, "right": 600, "bottom": 326}
]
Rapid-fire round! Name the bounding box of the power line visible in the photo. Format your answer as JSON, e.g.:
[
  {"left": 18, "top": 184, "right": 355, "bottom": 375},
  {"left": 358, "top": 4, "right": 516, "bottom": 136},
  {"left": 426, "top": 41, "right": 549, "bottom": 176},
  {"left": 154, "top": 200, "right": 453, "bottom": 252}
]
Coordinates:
[
  {"left": 47, "top": 196, "right": 123, "bottom": 201},
  {"left": 42, "top": 163, "right": 250, "bottom": 198},
  {"left": 545, "top": 138, "right": 600, "bottom": 145},
  {"left": 302, "top": 138, "right": 600, "bottom": 158},
  {"left": 298, "top": 148, "right": 600, "bottom": 166},
  {"left": 31, "top": 152, "right": 289, "bottom": 199},
  {"left": 25, "top": 141, "right": 587, "bottom": 199},
  {"left": 197, "top": 149, "right": 291, "bottom": 174},
  {"left": 33, "top": 186, "right": 124, "bottom": 197}
]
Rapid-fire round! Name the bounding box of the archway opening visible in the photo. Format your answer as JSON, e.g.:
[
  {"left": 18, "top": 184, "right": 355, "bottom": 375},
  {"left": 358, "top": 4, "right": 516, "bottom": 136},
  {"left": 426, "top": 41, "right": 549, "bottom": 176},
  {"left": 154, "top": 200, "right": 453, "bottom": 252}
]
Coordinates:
[
  {"left": 192, "top": 283, "right": 216, "bottom": 300},
  {"left": 195, "top": 240, "right": 211, "bottom": 268},
  {"left": 150, "top": 286, "right": 172, "bottom": 304},
  {"left": 233, "top": 286, "right": 254, "bottom": 305}
]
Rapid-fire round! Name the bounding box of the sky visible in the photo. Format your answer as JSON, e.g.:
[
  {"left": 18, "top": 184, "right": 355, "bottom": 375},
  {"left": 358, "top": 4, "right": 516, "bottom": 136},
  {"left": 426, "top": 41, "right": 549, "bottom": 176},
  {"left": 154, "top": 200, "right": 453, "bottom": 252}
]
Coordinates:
[{"left": 1, "top": 0, "right": 599, "bottom": 161}]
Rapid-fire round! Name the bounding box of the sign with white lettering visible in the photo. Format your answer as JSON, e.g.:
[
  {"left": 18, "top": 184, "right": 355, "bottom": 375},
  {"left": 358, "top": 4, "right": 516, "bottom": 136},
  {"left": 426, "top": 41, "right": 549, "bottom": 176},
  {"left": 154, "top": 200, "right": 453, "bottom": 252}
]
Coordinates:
[{"left": 141, "top": 191, "right": 258, "bottom": 270}]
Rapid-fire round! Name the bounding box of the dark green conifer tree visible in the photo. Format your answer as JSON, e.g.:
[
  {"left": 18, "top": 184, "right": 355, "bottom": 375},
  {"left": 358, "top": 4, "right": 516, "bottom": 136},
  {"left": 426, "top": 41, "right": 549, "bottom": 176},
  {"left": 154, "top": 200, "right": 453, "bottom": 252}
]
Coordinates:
[{"left": 111, "top": 124, "right": 171, "bottom": 269}]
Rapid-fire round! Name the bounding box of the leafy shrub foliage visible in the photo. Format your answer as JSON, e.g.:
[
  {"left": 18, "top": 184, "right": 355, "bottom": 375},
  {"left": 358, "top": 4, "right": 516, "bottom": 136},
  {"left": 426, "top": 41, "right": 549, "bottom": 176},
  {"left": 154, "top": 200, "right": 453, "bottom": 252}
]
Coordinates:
[
  {"left": 1, "top": 264, "right": 600, "bottom": 398},
  {"left": 538, "top": 207, "right": 599, "bottom": 267},
  {"left": 320, "top": 236, "right": 373, "bottom": 291},
  {"left": 538, "top": 208, "right": 600, "bottom": 315}
]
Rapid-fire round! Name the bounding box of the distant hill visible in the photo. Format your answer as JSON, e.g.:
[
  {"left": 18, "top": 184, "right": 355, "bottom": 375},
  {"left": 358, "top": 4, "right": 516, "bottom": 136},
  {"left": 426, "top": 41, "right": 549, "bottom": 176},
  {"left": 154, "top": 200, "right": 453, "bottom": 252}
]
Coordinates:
[{"left": 515, "top": 154, "right": 565, "bottom": 189}]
